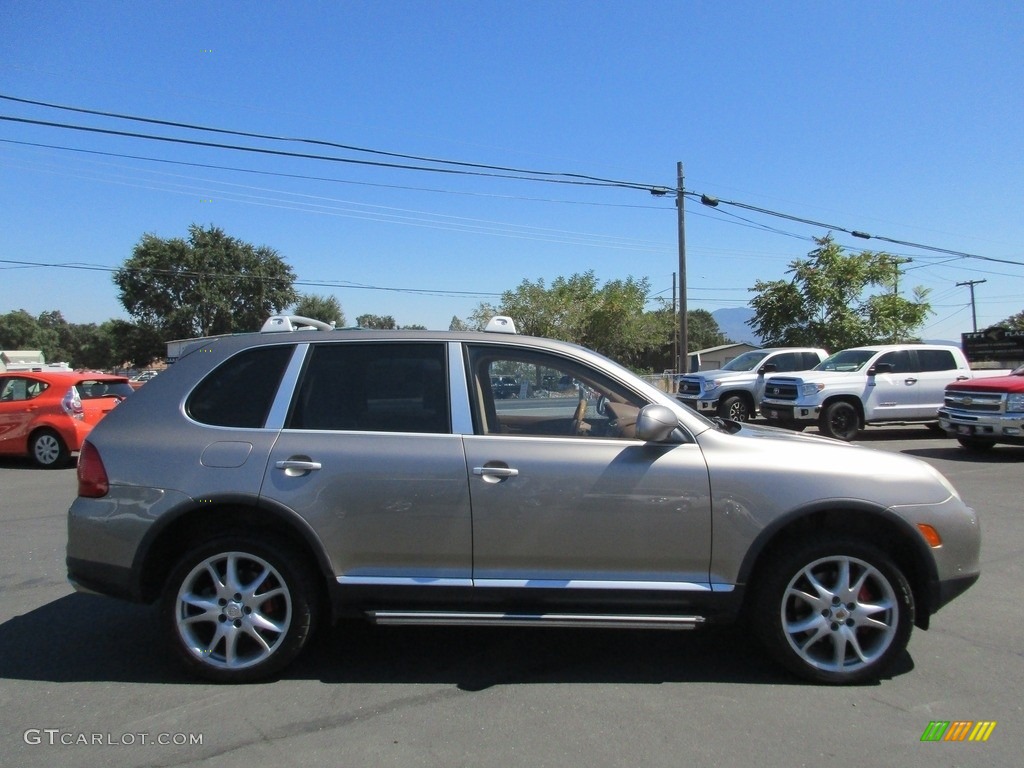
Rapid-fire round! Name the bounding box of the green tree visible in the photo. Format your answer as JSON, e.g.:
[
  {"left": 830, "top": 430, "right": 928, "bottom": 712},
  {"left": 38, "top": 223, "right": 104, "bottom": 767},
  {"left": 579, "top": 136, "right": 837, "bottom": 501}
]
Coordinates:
[
  {"left": 293, "top": 294, "right": 345, "bottom": 326},
  {"left": 470, "top": 271, "right": 672, "bottom": 368},
  {"left": 999, "top": 309, "right": 1024, "bottom": 330},
  {"left": 114, "top": 224, "right": 297, "bottom": 339},
  {"left": 448, "top": 316, "right": 472, "bottom": 331},
  {"left": 0, "top": 309, "right": 47, "bottom": 351},
  {"left": 357, "top": 314, "right": 397, "bottom": 329},
  {"left": 748, "top": 234, "right": 931, "bottom": 350},
  {"left": 104, "top": 320, "right": 166, "bottom": 369}
]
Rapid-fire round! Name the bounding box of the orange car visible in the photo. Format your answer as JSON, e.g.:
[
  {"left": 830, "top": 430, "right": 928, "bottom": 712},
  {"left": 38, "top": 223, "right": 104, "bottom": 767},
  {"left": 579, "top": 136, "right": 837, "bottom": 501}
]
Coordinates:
[{"left": 0, "top": 371, "right": 133, "bottom": 467}]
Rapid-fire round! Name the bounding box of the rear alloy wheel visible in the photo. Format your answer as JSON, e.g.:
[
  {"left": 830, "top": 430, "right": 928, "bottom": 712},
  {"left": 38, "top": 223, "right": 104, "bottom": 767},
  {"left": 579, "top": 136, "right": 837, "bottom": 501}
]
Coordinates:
[
  {"left": 819, "top": 401, "right": 861, "bottom": 441},
  {"left": 719, "top": 395, "right": 751, "bottom": 423},
  {"left": 30, "top": 429, "right": 70, "bottom": 468},
  {"left": 752, "top": 538, "right": 913, "bottom": 684},
  {"left": 163, "top": 536, "right": 317, "bottom": 683}
]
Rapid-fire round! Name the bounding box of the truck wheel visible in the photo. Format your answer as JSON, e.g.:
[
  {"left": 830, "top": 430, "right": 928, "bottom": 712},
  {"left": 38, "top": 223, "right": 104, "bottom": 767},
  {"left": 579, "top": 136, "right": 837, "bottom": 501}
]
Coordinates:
[
  {"left": 957, "top": 436, "right": 995, "bottom": 451},
  {"left": 719, "top": 395, "right": 751, "bottom": 423},
  {"left": 819, "top": 401, "right": 861, "bottom": 441},
  {"left": 750, "top": 536, "right": 914, "bottom": 684}
]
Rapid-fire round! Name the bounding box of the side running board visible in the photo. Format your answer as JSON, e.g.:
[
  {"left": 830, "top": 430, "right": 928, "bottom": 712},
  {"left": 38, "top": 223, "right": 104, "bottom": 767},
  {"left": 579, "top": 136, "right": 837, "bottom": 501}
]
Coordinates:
[{"left": 367, "top": 611, "right": 705, "bottom": 630}]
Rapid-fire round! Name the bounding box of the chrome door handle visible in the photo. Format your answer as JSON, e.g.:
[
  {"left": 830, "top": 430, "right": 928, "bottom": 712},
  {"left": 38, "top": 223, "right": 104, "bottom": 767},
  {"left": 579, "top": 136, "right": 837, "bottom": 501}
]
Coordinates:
[
  {"left": 904, "top": 378, "right": 918, "bottom": 385},
  {"left": 473, "top": 466, "right": 519, "bottom": 478},
  {"left": 275, "top": 459, "right": 322, "bottom": 472}
]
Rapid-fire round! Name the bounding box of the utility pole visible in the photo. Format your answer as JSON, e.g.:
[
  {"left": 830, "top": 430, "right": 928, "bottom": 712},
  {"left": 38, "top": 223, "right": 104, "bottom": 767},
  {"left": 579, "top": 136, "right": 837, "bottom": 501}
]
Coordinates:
[
  {"left": 676, "top": 162, "right": 687, "bottom": 373},
  {"left": 957, "top": 279, "right": 987, "bottom": 332},
  {"left": 891, "top": 256, "right": 912, "bottom": 295},
  {"left": 671, "top": 271, "right": 678, "bottom": 376}
]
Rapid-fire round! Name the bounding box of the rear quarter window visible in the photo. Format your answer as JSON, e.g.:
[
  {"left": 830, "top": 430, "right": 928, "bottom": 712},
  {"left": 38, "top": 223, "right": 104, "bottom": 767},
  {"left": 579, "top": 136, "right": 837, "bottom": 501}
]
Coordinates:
[{"left": 187, "top": 345, "right": 295, "bottom": 428}]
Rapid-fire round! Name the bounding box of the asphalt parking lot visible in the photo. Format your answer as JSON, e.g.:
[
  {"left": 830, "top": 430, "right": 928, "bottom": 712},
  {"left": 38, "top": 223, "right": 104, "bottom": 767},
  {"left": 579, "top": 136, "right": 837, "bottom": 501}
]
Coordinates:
[{"left": 1, "top": 426, "right": 1021, "bottom": 768}]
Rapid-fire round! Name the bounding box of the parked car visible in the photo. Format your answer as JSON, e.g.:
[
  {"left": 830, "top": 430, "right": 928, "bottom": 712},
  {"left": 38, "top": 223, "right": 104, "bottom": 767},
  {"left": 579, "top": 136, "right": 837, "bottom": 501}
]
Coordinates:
[
  {"left": 937, "top": 364, "right": 1024, "bottom": 450},
  {"left": 0, "top": 371, "right": 133, "bottom": 467},
  {"left": 67, "top": 316, "right": 980, "bottom": 684},
  {"left": 129, "top": 370, "right": 159, "bottom": 390}
]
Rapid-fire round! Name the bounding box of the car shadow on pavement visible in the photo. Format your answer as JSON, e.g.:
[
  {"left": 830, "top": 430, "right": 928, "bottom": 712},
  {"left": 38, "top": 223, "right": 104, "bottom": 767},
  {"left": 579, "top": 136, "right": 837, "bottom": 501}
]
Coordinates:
[
  {"left": 0, "top": 594, "right": 914, "bottom": 688},
  {"left": 902, "top": 445, "right": 1024, "bottom": 462}
]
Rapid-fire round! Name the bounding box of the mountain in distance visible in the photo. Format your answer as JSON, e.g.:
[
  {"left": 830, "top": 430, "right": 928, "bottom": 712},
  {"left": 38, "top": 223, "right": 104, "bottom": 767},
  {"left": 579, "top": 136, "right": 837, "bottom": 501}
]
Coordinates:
[
  {"left": 712, "top": 307, "right": 761, "bottom": 346},
  {"left": 710, "top": 307, "right": 961, "bottom": 349}
]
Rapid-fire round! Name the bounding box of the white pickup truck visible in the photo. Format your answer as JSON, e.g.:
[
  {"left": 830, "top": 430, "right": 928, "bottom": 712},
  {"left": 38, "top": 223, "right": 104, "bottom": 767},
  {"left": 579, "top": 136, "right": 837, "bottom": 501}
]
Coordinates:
[{"left": 760, "top": 344, "right": 1009, "bottom": 440}]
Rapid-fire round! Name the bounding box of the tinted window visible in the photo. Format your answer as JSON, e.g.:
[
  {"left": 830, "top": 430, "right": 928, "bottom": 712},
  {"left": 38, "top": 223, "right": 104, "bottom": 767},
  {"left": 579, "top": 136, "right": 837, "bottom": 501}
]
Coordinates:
[
  {"left": 187, "top": 345, "right": 294, "bottom": 428},
  {"left": 0, "top": 377, "right": 48, "bottom": 401},
  {"left": 917, "top": 349, "right": 957, "bottom": 372},
  {"left": 287, "top": 343, "right": 449, "bottom": 434},
  {"left": 875, "top": 350, "right": 911, "bottom": 373},
  {"left": 772, "top": 352, "right": 800, "bottom": 372},
  {"left": 77, "top": 380, "right": 134, "bottom": 399}
]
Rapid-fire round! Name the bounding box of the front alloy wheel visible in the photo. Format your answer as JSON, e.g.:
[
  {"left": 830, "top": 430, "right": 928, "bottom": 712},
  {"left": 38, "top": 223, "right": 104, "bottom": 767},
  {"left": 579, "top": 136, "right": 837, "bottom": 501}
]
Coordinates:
[
  {"left": 719, "top": 395, "right": 751, "bottom": 423},
  {"left": 753, "top": 538, "right": 914, "bottom": 684},
  {"left": 819, "top": 401, "right": 861, "bottom": 441},
  {"left": 163, "top": 536, "right": 316, "bottom": 682}
]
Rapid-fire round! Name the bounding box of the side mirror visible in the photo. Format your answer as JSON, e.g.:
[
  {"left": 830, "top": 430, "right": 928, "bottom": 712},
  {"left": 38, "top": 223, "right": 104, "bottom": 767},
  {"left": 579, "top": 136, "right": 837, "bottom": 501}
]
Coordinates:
[
  {"left": 636, "top": 404, "right": 679, "bottom": 442},
  {"left": 869, "top": 363, "right": 893, "bottom": 376},
  {"left": 758, "top": 363, "right": 778, "bottom": 375}
]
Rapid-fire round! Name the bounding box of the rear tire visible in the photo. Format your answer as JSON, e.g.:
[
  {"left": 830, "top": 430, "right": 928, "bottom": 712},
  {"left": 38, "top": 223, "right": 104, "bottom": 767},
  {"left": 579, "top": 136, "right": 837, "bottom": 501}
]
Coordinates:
[
  {"left": 162, "top": 534, "right": 318, "bottom": 683},
  {"left": 751, "top": 536, "right": 914, "bottom": 684},
  {"left": 30, "top": 429, "right": 70, "bottom": 468}
]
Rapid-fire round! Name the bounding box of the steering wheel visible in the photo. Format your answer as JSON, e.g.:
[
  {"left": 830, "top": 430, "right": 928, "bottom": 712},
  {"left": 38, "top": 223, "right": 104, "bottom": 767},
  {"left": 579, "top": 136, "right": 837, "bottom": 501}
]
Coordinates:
[{"left": 570, "top": 396, "right": 588, "bottom": 435}]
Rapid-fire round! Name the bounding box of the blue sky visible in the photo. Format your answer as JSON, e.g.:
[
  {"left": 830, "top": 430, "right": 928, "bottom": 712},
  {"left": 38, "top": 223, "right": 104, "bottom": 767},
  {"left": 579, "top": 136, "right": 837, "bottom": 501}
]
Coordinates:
[{"left": 2, "top": 1, "right": 1022, "bottom": 343}]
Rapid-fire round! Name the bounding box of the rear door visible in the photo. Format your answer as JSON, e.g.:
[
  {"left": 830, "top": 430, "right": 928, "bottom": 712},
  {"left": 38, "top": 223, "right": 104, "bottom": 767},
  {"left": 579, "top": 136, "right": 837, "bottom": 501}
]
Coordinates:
[
  {"left": 913, "top": 349, "right": 966, "bottom": 417},
  {"left": 260, "top": 341, "right": 473, "bottom": 585}
]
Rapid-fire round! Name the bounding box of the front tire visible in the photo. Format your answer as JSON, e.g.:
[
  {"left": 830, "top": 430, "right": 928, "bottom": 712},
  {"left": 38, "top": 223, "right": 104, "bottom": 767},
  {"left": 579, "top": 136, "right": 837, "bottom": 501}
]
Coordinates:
[
  {"left": 957, "top": 436, "right": 995, "bottom": 451},
  {"left": 719, "top": 395, "right": 752, "bottom": 423},
  {"left": 751, "top": 537, "right": 914, "bottom": 684},
  {"left": 819, "top": 401, "right": 861, "bottom": 441},
  {"left": 30, "top": 429, "right": 70, "bottom": 468},
  {"left": 162, "top": 535, "right": 318, "bottom": 683}
]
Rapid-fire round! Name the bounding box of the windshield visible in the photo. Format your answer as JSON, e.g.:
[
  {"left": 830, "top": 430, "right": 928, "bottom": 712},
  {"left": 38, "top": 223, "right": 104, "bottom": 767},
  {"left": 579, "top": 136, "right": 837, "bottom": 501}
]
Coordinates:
[
  {"left": 721, "top": 351, "right": 770, "bottom": 372},
  {"left": 1013, "top": 365, "right": 1024, "bottom": 376},
  {"left": 814, "top": 349, "right": 878, "bottom": 372}
]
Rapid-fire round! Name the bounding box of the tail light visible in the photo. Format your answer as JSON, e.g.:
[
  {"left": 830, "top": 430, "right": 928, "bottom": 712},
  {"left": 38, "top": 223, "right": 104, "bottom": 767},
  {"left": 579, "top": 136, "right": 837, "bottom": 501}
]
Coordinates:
[
  {"left": 77, "top": 441, "right": 109, "bottom": 498},
  {"left": 61, "top": 386, "right": 84, "bottom": 420}
]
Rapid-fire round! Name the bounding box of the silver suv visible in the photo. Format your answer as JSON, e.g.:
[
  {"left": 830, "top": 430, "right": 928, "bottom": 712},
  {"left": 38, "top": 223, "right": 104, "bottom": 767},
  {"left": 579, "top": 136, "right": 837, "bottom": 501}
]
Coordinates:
[{"left": 67, "top": 316, "right": 980, "bottom": 684}]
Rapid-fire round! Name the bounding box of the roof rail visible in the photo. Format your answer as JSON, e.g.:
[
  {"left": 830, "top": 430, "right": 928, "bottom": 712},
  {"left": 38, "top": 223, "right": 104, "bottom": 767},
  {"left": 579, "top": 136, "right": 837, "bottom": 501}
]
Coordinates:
[
  {"left": 485, "top": 316, "right": 517, "bottom": 334},
  {"left": 261, "top": 315, "right": 336, "bottom": 333}
]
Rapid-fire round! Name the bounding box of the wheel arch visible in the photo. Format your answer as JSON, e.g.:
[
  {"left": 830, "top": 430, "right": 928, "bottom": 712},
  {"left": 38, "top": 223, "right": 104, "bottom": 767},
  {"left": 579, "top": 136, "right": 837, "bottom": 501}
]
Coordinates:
[
  {"left": 821, "top": 394, "right": 865, "bottom": 419},
  {"left": 736, "top": 502, "right": 939, "bottom": 630},
  {"left": 718, "top": 390, "right": 755, "bottom": 412},
  {"left": 134, "top": 495, "right": 334, "bottom": 609}
]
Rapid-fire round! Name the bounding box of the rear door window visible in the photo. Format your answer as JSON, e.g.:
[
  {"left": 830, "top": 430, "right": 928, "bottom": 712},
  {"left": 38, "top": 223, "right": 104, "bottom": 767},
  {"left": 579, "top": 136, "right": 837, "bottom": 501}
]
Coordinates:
[{"left": 287, "top": 342, "right": 449, "bottom": 434}]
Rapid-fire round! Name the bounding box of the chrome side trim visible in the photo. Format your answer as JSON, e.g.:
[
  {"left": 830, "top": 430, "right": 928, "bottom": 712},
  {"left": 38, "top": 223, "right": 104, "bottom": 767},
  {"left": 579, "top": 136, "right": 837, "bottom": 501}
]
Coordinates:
[
  {"left": 338, "top": 576, "right": 473, "bottom": 587},
  {"left": 368, "top": 611, "right": 706, "bottom": 630},
  {"left": 474, "top": 578, "right": 713, "bottom": 591},
  {"left": 337, "top": 576, "right": 726, "bottom": 592}
]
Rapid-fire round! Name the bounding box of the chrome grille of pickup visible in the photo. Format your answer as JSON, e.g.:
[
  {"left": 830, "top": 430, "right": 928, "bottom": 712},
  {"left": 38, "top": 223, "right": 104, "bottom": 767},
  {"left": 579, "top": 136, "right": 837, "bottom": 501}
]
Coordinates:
[
  {"left": 943, "top": 390, "right": 1004, "bottom": 414},
  {"left": 677, "top": 377, "right": 702, "bottom": 397},
  {"left": 764, "top": 382, "right": 799, "bottom": 401}
]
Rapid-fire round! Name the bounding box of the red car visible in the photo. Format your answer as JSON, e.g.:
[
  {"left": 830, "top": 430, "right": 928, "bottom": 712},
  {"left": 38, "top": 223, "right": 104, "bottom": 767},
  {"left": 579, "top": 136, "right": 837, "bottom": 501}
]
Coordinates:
[{"left": 0, "top": 371, "right": 133, "bottom": 467}]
